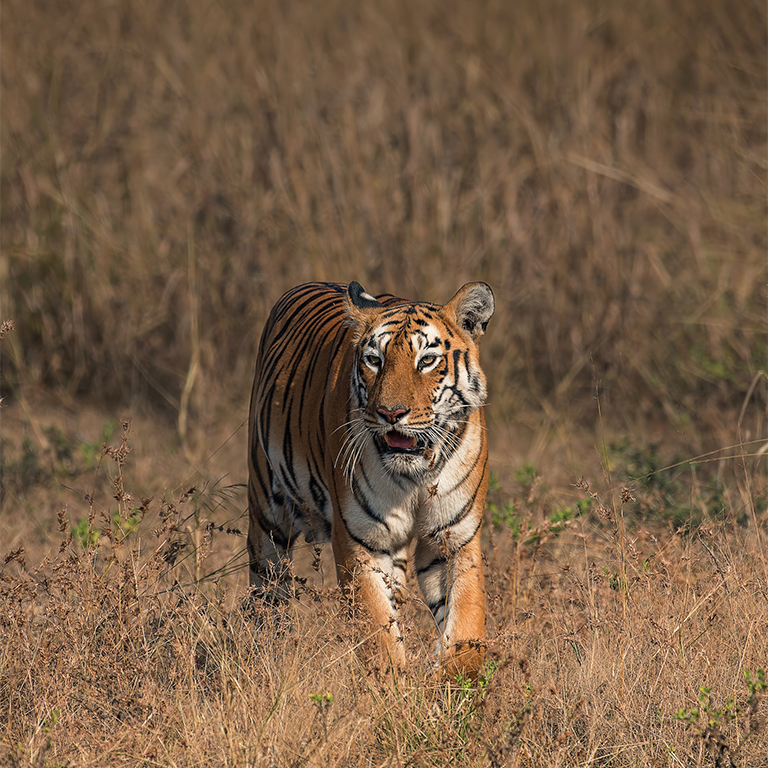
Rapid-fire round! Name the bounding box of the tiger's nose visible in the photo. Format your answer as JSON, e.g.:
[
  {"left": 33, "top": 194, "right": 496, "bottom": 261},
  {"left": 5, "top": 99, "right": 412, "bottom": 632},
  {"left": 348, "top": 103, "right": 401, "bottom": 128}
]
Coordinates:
[{"left": 376, "top": 406, "right": 409, "bottom": 424}]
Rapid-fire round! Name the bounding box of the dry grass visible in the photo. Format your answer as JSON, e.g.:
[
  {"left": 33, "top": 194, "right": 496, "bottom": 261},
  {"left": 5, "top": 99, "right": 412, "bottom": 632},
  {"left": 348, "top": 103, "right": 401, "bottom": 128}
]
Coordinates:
[
  {"left": 1, "top": 0, "right": 766, "bottom": 427},
  {"left": 1, "top": 405, "right": 767, "bottom": 767},
  {"left": 2, "top": 0, "right": 768, "bottom": 765}
]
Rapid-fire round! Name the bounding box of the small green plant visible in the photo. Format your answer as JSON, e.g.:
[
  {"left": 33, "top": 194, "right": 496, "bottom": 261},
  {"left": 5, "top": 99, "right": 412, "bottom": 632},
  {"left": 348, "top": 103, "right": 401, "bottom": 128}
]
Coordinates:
[
  {"left": 113, "top": 509, "right": 141, "bottom": 539},
  {"left": 514, "top": 462, "right": 538, "bottom": 489},
  {"left": 29, "top": 708, "right": 61, "bottom": 768},
  {"left": 690, "top": 344, "right": 736, "bottom": 384},
  {"left": 744, "top": 668, "right": 767, "bottom": 698},
  {"left": 79, "top": 420, "right": 116, "bottom": 468},
  {"left": 309, "top": 692, "right": 334, "bottom": 743},
  {"left": 488, "top": 500, "right": 521, "bottom": 537},
  {"left": 525, "top": 500, "right": 590, "bottom": 545},
  {"left": 675, "top": 670, "right": 766, "bottom": 767},
  {"left": 548, "top": 499, "right": 591, "bottom": 533},
  {"left": 71, "top": 517, "right": 99, "bottom": 549},
  {"left": 0, "top": 435, "right": 44, "bottom": 492},
  {"left": 451, "top": 660, "right": 499, "bottom": 743},
  {"left": 43, "top": 426, "right": 73, "bottom": 465}
]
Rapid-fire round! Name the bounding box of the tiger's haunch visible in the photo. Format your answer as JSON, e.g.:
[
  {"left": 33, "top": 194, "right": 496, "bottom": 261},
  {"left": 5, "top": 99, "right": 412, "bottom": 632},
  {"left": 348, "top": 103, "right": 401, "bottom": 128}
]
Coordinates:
[{"left": 247, "top": 281, "right": 494, "bottom": 676}]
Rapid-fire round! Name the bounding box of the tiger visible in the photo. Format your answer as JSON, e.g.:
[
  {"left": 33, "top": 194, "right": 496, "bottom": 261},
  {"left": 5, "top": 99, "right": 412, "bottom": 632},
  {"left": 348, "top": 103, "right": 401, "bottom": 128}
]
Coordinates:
[{"left": 247, "top": 281, "right": 494, "bottom": 677}]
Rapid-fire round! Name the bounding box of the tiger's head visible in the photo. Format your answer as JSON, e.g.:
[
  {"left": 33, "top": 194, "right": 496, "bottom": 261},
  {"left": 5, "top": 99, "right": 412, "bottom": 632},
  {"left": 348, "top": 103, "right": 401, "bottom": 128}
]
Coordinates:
[{"left": 343, "top": 281, "right": 494, "bottom": 478}]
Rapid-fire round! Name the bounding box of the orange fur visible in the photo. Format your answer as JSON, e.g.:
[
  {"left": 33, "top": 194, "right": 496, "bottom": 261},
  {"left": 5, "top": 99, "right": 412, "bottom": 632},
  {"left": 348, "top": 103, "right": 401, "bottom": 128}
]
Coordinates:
[{"left": 248, "top": 281, "right": 494, "bottom": 676}]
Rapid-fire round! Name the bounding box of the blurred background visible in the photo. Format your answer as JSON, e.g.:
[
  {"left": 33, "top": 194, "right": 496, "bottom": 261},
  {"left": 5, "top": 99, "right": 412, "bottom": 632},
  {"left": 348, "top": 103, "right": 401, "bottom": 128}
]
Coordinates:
[{"left": 2, "top": 0, "right": 766, "bottom": 457}]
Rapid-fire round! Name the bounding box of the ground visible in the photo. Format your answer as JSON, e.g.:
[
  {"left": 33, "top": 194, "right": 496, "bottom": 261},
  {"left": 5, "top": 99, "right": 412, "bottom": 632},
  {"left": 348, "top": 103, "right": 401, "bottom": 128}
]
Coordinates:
[{"left": 1, "top": 390, "right": 766, "bottom": 767}]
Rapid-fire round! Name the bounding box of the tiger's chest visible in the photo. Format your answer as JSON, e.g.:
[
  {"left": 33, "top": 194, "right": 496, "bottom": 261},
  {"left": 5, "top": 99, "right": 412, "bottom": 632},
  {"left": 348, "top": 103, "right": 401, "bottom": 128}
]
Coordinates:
[{"left": 268, "top": 420, "right": 482, "bottom": 555}]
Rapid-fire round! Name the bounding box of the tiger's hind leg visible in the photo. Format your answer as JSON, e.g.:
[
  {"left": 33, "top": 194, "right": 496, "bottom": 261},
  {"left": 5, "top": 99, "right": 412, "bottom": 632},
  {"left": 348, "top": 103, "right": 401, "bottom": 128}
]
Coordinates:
[{"left": 247, "top": 445, "right": 297, "bottom": 605}]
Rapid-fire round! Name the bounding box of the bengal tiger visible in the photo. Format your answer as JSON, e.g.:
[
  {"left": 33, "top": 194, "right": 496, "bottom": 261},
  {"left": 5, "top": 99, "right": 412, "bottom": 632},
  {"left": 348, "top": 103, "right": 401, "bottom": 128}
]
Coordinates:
[{"left": 247, "top": 281, "right": 494, "bottom": 676}]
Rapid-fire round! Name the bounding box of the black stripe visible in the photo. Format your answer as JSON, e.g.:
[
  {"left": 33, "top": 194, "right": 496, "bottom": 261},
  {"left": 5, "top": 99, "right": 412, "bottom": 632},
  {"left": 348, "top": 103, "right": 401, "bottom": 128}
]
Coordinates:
[
  {"left": 320, "top": 326, "right": 353, "bottom": 437},
  {"left": 283, "top": 395, "right": 295, "bottom": 473},
  {"left": 446, "top": 384, "right": 470, "bottom": 408},
  {"left": 286, "top": 307, "right": 342, "bottom": 382},
  {"left": 260, "top": 307, "right": 341, "bottom": 388},
  {"left": 434, "top": 420, "right": 468, "bottom": 465},
  {"left": 248, "top": 451, "right": 272, "bottom": 506},
  {"left": 440, "top": 436, "right": 481, "bottom": 495},
  {"left": 459, "top": 515, "right": 484, "bottom": 548},
  {"left": 337, "top": 509, "right": 392, "bottom": 555},
  {"left": 307, "top": 440, "right": 330, "bottom": 504},
  {"left": 430, "top": 456, "right": 487, "bottom": 534},
  {"left": 259, "top": 379, "right": 279, "bottom": 450},
  {"left": 299, "top": 322, "right": 340, "bottom": 424},
  {"left": 278, "top": 462, "right": 300, "bottom": 499},
  {"left": 261, "top": 295, "right": 342, "bottom": 380},
  {"left": 416, "top": 556, "right": 446, "bottom": 575},
  {"left": 309, "top": 475, "right": 328, "bottom": 517},
  {"left": 249, "top": 503, "right": 290, "bottom": 551},
  {"left": 351, "top": 476, "right": 390, "bottom": 531},
  {"left": 426, "top": 596, "right": 447, "bottom": 614}
]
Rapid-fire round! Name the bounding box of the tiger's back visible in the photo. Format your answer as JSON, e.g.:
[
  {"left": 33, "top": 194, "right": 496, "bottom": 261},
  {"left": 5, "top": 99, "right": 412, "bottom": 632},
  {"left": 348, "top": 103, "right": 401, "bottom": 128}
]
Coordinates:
[
  {"left": 248, "top": 283, "right": 401, "bottom": 548},
  {"left": 247, "top": 280, "right": 494, "bottom": 676}
]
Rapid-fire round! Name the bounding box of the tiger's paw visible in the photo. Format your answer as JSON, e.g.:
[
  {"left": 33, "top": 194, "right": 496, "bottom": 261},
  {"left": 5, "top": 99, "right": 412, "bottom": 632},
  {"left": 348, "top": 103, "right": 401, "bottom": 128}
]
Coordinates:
[{"left": 436, "top": 639, "right": 486, "bottom": 680}]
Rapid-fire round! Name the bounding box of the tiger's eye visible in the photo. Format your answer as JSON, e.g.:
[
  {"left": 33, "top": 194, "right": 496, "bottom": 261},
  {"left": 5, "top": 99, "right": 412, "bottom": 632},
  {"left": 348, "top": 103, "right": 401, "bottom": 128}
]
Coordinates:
[{"left": 419, "top": 354, "right": 437, "bottom": 369}]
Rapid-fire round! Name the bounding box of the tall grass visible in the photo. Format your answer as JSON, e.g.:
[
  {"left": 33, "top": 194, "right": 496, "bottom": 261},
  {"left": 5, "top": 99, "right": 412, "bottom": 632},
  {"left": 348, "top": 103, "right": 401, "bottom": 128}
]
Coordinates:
[
  {"left": 2, "top": 0, "right": 765, "bottom": 427},
  {"left": 1, "top": 418, "right": 766, "bottom": 766}
]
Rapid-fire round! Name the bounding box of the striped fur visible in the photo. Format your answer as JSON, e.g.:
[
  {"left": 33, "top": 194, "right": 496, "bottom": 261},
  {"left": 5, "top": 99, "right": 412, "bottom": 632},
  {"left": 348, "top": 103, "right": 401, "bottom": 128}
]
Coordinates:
[{"left": 247, "top": 281, "right": 494, "bottom": 676}]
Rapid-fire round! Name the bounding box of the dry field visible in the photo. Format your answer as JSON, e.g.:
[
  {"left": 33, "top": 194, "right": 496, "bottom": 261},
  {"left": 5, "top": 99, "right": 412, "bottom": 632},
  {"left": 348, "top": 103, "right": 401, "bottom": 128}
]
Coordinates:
[
  {"left": 1, "top": 0, "right": 767, "bottom": 765},
  {"left": 1, "top": 397, "right": 767, "bottom": 767}
]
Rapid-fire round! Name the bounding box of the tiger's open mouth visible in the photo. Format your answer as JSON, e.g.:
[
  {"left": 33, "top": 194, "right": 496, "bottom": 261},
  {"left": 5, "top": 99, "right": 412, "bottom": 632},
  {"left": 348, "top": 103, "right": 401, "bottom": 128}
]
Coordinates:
[
  {"left": 377, "top": 429, "right": 429, "bottom": 456},
  {"left": 385, "top": 430, "right": 417, "bottom": 451}
]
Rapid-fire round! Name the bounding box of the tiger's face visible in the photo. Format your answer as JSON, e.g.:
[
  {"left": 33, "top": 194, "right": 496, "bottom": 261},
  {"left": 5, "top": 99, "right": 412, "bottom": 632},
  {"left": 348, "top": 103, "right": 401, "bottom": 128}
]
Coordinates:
[{"left": 345, "top": 282, "right": 494, "bottom": 478}]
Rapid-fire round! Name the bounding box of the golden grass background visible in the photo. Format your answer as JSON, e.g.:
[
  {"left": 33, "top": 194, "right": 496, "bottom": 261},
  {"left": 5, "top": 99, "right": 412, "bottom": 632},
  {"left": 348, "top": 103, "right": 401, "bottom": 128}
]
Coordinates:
[
  {"left": 3, "top": 0, "right": 765, "bottom": 418},
  {"left": 1, "top": 0, "right": 767, "bottom": 765}
]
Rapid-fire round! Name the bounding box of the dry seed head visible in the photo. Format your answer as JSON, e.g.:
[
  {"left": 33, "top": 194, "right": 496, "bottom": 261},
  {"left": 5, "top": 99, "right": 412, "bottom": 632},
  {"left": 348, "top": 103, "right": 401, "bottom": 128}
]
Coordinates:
[
  {"left": 3, "top": 547, "right": 25, "bottom": 567},
  {"left": 596, "top": 504, "right": 615, "bottom": 525}
]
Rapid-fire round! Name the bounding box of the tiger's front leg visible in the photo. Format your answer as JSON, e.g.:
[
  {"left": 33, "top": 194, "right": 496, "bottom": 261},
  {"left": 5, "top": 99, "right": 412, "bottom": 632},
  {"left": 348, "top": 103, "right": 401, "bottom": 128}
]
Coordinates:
[
  {"left": 331, "top": 528, "right": 408, "bottom": 672},
  {"left": 414, "top": 524, "right": 486, "bottom": 678}
]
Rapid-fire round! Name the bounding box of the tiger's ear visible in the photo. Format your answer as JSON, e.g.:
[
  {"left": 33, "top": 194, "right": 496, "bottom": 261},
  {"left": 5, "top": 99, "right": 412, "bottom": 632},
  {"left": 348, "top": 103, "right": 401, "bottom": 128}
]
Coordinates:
[
  {"left": 444, "top": 282, "right": 495, "bottom": 341},
  {"left": 345, "top": 281, "right": 383, "bottom": 332}
]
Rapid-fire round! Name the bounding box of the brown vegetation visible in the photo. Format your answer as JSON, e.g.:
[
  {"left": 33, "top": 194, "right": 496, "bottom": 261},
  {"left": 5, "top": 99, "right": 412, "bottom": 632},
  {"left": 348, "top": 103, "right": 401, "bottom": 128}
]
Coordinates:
[
  {"left": 1, "top": 410, "right": 767, "bottom": 766},
  {"left": 2, "top": 0, "right": 765, "bottom": 422},
  {"left": 1, "top": 0, "right": 767, "bottom": 764}
]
